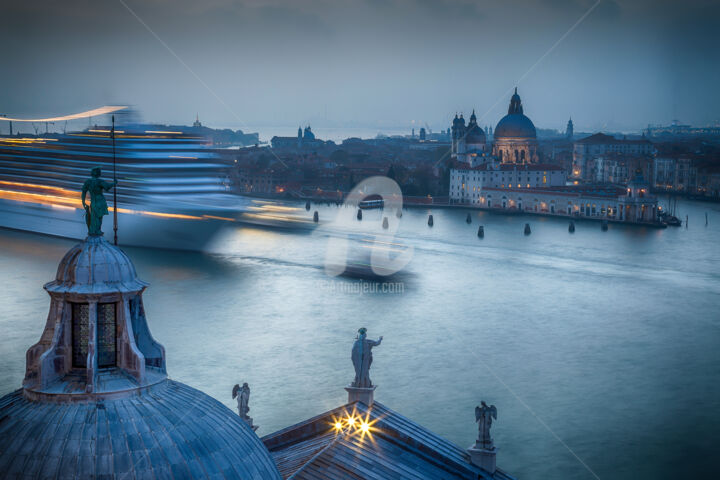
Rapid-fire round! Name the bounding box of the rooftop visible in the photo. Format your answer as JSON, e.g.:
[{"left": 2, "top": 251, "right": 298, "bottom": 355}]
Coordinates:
[{"left": 263, "top": 401, "right": 515, "bottom": 480}]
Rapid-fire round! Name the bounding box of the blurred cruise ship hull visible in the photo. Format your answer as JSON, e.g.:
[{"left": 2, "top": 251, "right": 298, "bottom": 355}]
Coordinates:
[
  {"left": 0, "top": 129, "right": 251, "bottom": 251},
  {"left": 0, "top": 197, "right": 242, "bottom": 251}
]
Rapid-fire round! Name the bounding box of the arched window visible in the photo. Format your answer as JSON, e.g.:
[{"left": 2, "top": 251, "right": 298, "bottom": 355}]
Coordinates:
[
  {"left": 72, "top": 302, "right": 117, "bottom": 368},
  {"left": 97, "top": 303, "right": 117, "bottom": 368},
  {"left": 521, "top": 150, "right": 526, "bottom": 162},
  {"left": 72, "top": 303, "right": 89, "bottom": 368}
]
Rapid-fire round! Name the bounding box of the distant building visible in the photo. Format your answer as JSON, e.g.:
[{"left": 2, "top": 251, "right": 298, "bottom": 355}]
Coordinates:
[
  {"left": 193, "top": 113, "right": 202, "bottom": 128},
  {"left": 452, "top": 111, "right": 488, "bottom": 167},
  {"left": 645, "top": 120, "right": 720, "bottom": 138},
  {"left": 572, "top": 133, "right": 654, "bottom": 181},
  {"left": 271, "top": 124, "right": 327, "bottom": 149},
  {"left": 566, "top": 117, "right": 574, "bottom": 140}
]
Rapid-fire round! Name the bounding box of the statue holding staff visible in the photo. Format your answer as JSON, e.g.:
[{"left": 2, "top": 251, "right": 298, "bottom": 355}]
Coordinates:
[{"left": 81, "top": 167, "right": 116, "bottom": 236}]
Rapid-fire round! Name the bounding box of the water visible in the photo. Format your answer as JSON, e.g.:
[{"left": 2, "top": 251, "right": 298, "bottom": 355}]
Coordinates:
[{"left": 1, "top": 199, "right": 719, "bottom": 479}]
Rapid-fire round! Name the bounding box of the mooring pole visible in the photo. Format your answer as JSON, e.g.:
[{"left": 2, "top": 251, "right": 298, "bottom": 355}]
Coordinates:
[{"left": 112, "top": 115, "right": 118, "bottom": 246}]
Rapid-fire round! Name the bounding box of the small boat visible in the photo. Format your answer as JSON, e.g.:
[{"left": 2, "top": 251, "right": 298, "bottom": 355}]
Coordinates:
[
  {"left": 466, "top": 213, "right": 472, "bottom": 224},
  {"left": 601, "top": 220, "right": 608, "bottom": 231},
  {"left": 659, "top": 212, "right": 681, "bottom": 227},
  {"left": 569, "top": 221, "right": 575, "bottom": 233},
  {"left": 313, "top": 211, "right": 319, "bottom": 223},
  {"left": 477, "top": 226, "right": 484, "bottom": 238},
  {"left": 357, "top": 209, "right": 363, "bottom": 221},
  {"left": 305, "top": 201, "right": 311, "bottom": 211},
  {"left": 428, "top": 215, "right": 434, "bottom": 227},
  {"left": 524, "top": 223, "right": 531, "bottom": 235},
  {"left": 382, "top": 217, "right": 389, "bottom": 229}
]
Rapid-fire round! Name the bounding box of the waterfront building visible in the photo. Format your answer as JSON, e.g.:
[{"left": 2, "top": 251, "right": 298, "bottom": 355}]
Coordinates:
[
  {"left": 449, "top": 163, "right": 566, "bottom": 204},
  {"left": 473, "top": 170, "right": 657, "bottom": 223},
  {"left": 572, "top": 133, "right": 654, "bottom": 181},
  {"left": 0, "top": 234, "right": 282, "bottom": 479}
]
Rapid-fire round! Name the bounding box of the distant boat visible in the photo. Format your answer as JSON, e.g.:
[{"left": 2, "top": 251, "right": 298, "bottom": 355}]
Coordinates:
[
  {"left": 659, "top": 212, "right": 681, "bottom": 227},
  {"left": 0, "top": 128, "right": 252, "bottom": 251},
  {"left": 359, "top": 199, "right": 384, "bottom": 209}
]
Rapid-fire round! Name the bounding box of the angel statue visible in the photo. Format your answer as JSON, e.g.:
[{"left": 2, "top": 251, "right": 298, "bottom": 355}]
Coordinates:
[
  {"left": 351, "top": 328, "right": 383, "bottom": 388},
  {"left": 232, "top": 383, "right": 251, "bottom": 420},
  {"left": 81, "top": 167, "right": 116, "bottom": 236},
  {"left": 475, "top": 401, "right": 498, "bottom": 449}
]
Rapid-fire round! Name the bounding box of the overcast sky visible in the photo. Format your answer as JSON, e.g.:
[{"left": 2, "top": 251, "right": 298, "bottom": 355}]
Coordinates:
[{"left": 2, "top": 0, "right": 719, "bottom": 133}]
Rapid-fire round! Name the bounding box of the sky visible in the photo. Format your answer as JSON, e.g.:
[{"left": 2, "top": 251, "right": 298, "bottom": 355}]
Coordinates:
[{"left": 1, "top": 0, "right": 719, "bottom": 134}]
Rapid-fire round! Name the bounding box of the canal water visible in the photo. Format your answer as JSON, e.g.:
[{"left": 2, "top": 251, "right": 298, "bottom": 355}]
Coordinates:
[{"left": 0, "top": 198, "right": 718, "bottom": 479}]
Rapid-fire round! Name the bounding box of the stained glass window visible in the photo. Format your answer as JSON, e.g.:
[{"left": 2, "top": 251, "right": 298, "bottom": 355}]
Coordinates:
[
  {"left": 72, "top": 303, "right": 89, "bottom": 368},
  {"left": 97, "top": 303, "right": 117, "bottom": 368}
]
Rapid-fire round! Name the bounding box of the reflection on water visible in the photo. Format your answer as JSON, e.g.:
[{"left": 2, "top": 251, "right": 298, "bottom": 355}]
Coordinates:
[{"left": 1, "top": 198, "right": 719, "bottom": 479}]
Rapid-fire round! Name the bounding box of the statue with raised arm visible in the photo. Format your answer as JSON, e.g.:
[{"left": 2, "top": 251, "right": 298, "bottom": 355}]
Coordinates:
[
  {"left": 81, "top": 167, "right": 116, "bottom": 236},
  {"left": 351, "top": 328, "right": 383, "bottom": 388},
  {"left": 475, "top": 401, "right": 498, "bottom": 449}
]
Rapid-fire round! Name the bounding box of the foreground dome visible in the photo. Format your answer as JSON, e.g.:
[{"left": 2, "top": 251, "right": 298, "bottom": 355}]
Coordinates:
[
  {"left": 46, "top": 234, "right": 147, "bottom": 294},
  {"left": 2, "top": 228, "right": 282, "bottom": 480},
  {"left": 0, "top": 381, "right": 281, "bottom": 478}
]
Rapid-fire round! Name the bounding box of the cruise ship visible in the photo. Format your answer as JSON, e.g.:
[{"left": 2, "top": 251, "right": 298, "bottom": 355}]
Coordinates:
[{"left": 0, "top": 127, "right": 252, "bottom": 251}]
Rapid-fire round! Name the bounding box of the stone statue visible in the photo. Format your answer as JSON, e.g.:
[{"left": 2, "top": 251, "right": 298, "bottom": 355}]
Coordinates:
[
  {"left": 81, "top": 167, "right": 116, "bottom": 236},
  {"left": 475, "top": 401, "right": 498, "bottom": 449},
  {"left": 351, "top": 328, "right": 383, "bottom": 388},
  {"left": 232, "top": 382, "right": 251, "bottom": 419}
]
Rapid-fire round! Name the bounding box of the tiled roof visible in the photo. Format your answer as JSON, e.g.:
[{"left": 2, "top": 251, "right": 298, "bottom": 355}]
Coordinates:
[
  {"left": 0, "top": 381, "right": 281, "bottom": 479},
  {"left": 262, "top": 401, "right": 515, "bottom": 480}
]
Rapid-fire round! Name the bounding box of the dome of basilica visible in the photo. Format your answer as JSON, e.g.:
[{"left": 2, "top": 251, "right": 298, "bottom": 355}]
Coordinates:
[
  {"left": 494, "top": 113, "right": 537, "bottom": 139},
  {"left": 494, "top": 88, "right": 537, "bottom": 139}
]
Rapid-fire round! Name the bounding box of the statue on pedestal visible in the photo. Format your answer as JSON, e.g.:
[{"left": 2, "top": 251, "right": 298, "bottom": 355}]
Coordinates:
[
  {"left": 351, "top": 328, "right": 382, "bottom": 388},
  {"left": 232, "top": 382, "right": 257, "bottom": 430},
  {"left": 81, "top": 167, "right": 116, "bottom": 236},
  {"left": 474, "top": 401, "right": 498, "bottom": 449}
]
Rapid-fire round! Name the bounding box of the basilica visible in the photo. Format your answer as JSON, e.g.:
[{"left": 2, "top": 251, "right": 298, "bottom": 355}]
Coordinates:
[{"left": 451, "top": 88, "right": 539, "bottom": 167}]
